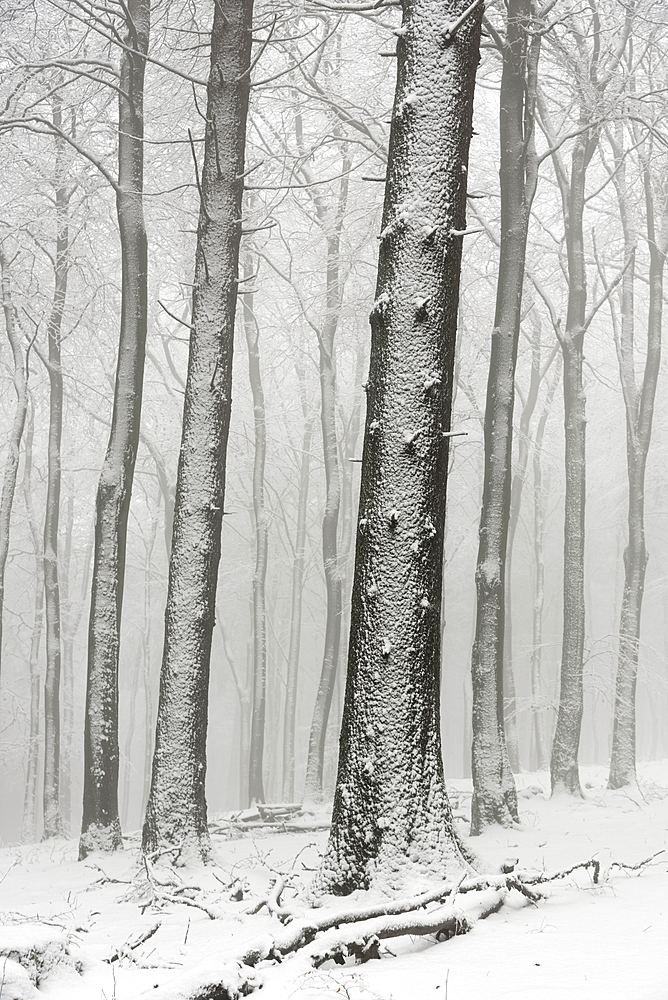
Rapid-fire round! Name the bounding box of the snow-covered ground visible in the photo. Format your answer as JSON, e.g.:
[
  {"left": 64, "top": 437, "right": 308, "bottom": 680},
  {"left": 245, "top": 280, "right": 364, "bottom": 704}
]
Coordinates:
[{"left": 1, "top": 763, "right": 667, "bottom": 1000}]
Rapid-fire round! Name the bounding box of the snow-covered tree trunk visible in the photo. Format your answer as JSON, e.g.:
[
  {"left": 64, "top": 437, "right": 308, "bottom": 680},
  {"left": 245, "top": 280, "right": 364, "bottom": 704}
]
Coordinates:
[
  {"left": 21, "top": 408, "right": 43, "bottom": 844},
  {"left": 529, "top": 363, "right": 559, "bottom": 771},
  {"left": 317, "top": 0, "right": 482, "bottom": 895},
  {"left": 142, "top": 0, "right": 253, "bottom": 860},
  {"left": 303, "top": 149, "right": 349, "bottom": 803},
  {"left": 609, "top": 140, "right": 666, "bottom": 788},
  {"left": 0, "top": 250, "right": 28, "bottom": 682},
  {"left": 243, "top": 256, "right": 269, "bottom": 805},
  {"left": 80, "top": 0, "right": 150, "bottom": 857},
  {"left": 470, "top": 0, "right": 539, "bottom": 834},
  {"left": 42, "top": 114, "right": 70, "bottom": 838},
  {"left": 545, "top": 2, "right": 632, "bottom": 796},
  {"left": 282, "top": 393, "right": 314, "bottom": 803},
  {"left": 549, "top": 126, "right": 596, "bottom": 797}
]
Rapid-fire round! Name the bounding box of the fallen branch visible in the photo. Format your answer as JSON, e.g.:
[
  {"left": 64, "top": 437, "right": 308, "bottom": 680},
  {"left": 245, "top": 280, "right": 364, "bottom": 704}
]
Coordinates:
[{"left": 132, "top": 883, "right": 510, "bottom": 1000}]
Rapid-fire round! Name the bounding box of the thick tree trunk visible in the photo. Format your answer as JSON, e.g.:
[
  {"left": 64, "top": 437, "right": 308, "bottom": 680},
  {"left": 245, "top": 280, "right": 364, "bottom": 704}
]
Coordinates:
[
  {"left": 470, "top": 0, "right": 539, "bottom": 834},
  {"left": 282, "top": 394, "right": 314, "bottom": 803},
  {"left": 21, "top": 408, "right": 43, "bottom": 843},
  {"left": 42, "top": 116, "right": 70, "bottom": 839},
  {"left": 80, "top": 0, "right": 150, "bottom": 857},
  {"left": 317, "top": 0, "right": 482, "bottom": 895},
  {"left": 609, "top": 149, "right": 665, "bottom": 787},
  {"left": 0, "top": 251, "right": 28, "bottom": 682},
  {"left": 142, "top": 0, "right": 253, "bottom": 860},
  {"left": 243, "top": 258, "right": 269, "bottom": 805}
]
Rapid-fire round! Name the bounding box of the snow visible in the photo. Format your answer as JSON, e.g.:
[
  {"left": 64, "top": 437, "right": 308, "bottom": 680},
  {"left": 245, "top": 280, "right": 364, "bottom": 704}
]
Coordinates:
[{"left": 1, "top": 763, "right": 667, "bottom": 999}]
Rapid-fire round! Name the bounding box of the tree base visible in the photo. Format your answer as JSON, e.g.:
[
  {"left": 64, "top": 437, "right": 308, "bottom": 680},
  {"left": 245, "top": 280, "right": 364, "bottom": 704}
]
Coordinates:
[{"left": 79, "top": 820, "right": 124, "bottom": 860}]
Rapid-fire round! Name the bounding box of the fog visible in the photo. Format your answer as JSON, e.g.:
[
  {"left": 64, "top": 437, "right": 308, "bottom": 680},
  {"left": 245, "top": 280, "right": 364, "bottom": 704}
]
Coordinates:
[{"left": 1, "top": 0, "right": 667, "bottom": 848}]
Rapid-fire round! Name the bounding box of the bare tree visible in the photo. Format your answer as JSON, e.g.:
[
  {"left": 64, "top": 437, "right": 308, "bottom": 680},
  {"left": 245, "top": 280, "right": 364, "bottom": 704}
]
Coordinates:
[
  {"left": 539, "top": 1, "right": 632, "bottom": 796},
  {"left": 142, "top": 0, "right": 254, "bottom": 860},
  {"left": 470, "top": 0, "right": 541, "bottom": 834},
  {"left": 80, "top": 0, "right": 151, "bottom": 856},
  {"left": 243, "top": 254, "right": 270, "bottom": 805},
  {"left": 604, "top": 106, "right": 668, "bottom": 787},
  {"left": 42, "top": 102, "right": 71, "bottom": 839},
  {"left": 317, "top": 0, "right": 483, "bottom": 894},
  {"left": 0, "top": 249, "right": 28, "bottom": 682}
]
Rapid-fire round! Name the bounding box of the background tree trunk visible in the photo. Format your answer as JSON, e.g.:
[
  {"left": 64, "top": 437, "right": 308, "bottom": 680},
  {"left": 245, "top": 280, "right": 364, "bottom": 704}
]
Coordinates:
[
  {"left": 303, "top": 148, "right": 349, "bottom": 803},
  {"left": 318, "top": 0, "right": 482, "bottom": 894},
  {"left": 142, "top": 0, "right": 253, "bottom": 860},
  {"left": 81, "top": 0, "right": 150, "bottom": 857},
  {"left": 21, "top": 406, "right": 43, "bottom": 843},
  {"left": 0, "top": 250, "right": 28, "bottom": 683},
  {"left": 243, "top": 256, "right": 269, "bottom": 805},
  {"left": 282, "top": 390, "right": 314, "bottom": 803},
  {"left": 470, "top": 0, "right": 539, "bottom": 834},
  {"left": 608, "top": 133, "right": 666, "bottom": 788},
  {"left": 42, "top": 109, "right": 70, "bottom": 839}
]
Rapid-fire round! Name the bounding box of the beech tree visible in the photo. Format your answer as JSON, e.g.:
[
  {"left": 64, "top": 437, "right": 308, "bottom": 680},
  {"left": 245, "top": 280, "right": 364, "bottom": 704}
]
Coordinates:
[
  {"left": 538, "top": 1, "right": 632, "bottom": 796},
  {"left": 142, "top": 0, "right": 254, "bottom": 860},
  {"left": 80, "top": 0, "right": 151, "bottom": 857},
  {"left": 603, "top": 80, "right": 668, "bottom": 787},
  {"left": 0, "top": 250, "right": 28, "bottom": 683},
  {"left": 317, "top": 0, "right": 483, "bottom": 894},
  {"left": 469, "top": 0, "right": 541, "bottom": 834}
]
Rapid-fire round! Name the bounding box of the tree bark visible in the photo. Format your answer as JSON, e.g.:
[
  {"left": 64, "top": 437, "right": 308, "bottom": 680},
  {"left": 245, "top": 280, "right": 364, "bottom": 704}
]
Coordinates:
[
  {"left": 549, "top": 125, "right": 597, "bottom": 797},
  {"left": 544, "top": 2, "right": 632, "bottom": 797},
  {"left": 608, "top": 135, "right": 666, "bottom": 788},
  {"left": 317, "top": 0, "right": 482, "bottom": 894},
  {"left": 470, "top": 0, "right": 539, "bottom": 834},
  {"left": 282, "top": 389, "right": 314, "bottom": 803},
  {"left": 243, "top": 257, "right": 269, "bottom": 805},
  {"left": 303, "top": 150, "right": 349, "bottom": 803},
  {"left": 142, "top": 0, "right": 253, "bottom": 860},
  {"left": 21, "top": 406, "right": 43, "bottom": 843},
  {"left": 42, "top": 108, "right": 70, "bottom": 839},
  {"left": 80, "top": 0, "right": 150, "bottom": 857},
  {"left": 0, "top": 250, "right": 28, "bottom": 683}
]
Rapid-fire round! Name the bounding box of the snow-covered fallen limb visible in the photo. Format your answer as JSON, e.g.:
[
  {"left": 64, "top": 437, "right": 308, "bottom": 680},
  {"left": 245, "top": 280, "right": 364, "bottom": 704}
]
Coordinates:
[{"left": 132, "top": 885, "right": 508, "bottom": 1000}]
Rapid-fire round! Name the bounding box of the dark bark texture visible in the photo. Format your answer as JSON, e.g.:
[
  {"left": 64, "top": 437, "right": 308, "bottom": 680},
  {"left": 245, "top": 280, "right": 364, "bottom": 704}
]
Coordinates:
[
  {"left": 470, "top": 0, "right": 539, "bottom": 834},
  {"left": 142, "top": 0, "right": 253, "bottom": 860},
  {"left": 81, "top": 0, "right": 150, "bottom": 856},
  {"left": 317, "top": 0, "right": 482, "bottom": 895}
]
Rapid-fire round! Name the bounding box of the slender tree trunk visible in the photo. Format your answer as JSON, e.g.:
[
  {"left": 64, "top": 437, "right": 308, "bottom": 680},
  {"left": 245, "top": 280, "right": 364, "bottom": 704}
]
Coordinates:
[
  {"left": 609, "top": 145, "right": 666, "bottom": 787},
  {"left": 549, "top": 125, "right": 598, "bottom": 796},
  {"left": 142, "top": 0, "right": 253, "bottom": 860},
  {"left": 303, "top": 157, "right": 349, "bottom": 801},
  {"left": 243, "top": 257, "right": 269, "bottom": 804},
  {"left": 42, "top": 113, "right": 70, "bottom": 839},
  {"left": 529, "top": 368, "right": 559, "bottom": 771},
  {"left": 21, "top": 407, "right": 43, "bottom": 843},
  {"left": 282, "top": 395, "right": 314, "bottom": 803},
  {"left": 470, "top": 0, "right": 539, "bottom": 834},
  {"left": 317, "top": 0, "right": 482, "bottom": 894},
  {"left": 80, "top": 0, "right": 150, "bottom": 857},
  {"left": 0, "top": 251, "right": 28, "bottom": 682}
]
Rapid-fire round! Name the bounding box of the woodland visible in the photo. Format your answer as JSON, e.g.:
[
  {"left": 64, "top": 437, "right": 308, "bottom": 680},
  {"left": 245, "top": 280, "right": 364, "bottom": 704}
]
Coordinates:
[{"left": 1, "top": 0, "right": 668, "bottom": 998}]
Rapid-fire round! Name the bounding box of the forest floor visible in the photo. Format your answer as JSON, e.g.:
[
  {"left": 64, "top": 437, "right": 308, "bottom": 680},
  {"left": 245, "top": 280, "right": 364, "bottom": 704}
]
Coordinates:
[{"left": 1, "top": 763, "right": 667, "bottom": 1000}]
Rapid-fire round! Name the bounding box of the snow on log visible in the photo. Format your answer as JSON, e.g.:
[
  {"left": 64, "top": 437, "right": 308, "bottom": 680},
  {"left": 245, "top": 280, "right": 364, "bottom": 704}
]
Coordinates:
[
  {"left": 134, "top": 886, "right": 507, "bottom": 1000},
  {"left": 0, "top": 924, "right": 80, "bottom": 989}
]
